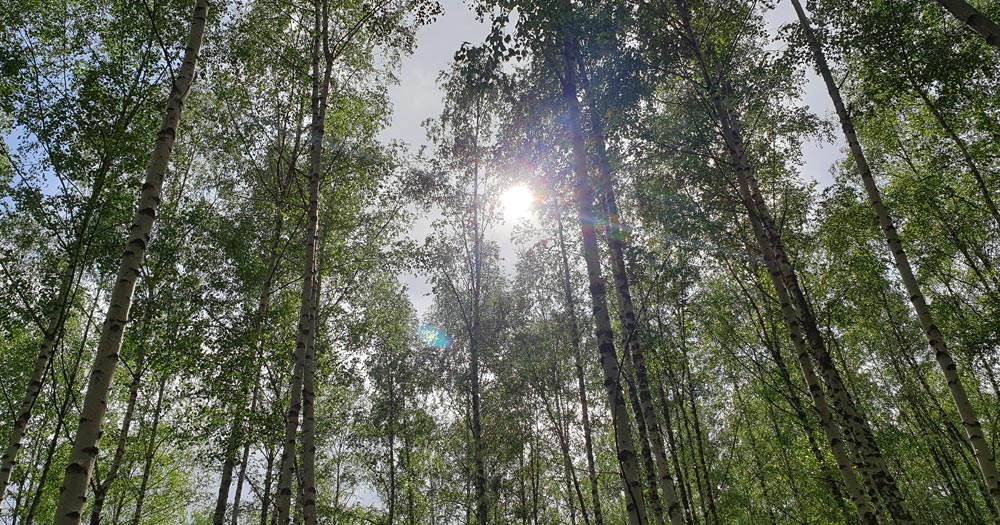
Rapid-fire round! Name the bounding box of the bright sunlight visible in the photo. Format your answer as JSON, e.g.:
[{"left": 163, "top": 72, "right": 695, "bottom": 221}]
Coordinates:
[{"left": 499, "top": 184, "right": 534, "bottom": 222}]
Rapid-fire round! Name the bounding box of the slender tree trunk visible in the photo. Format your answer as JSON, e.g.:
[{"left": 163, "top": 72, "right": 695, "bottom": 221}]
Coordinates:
[
  {"left": 233, "top": 113, "right": 299, "bottom": 525},
  {"left": 756, "top": 239, "right": 878, "bottom": 524},
  {"left": 230, "top": 423, "right": 251, "bottom": 525},
  {"left": 51, "top": 3, "right": 208, "bottom": 523},
  {"left": 562, "top": 411, "right": 591, "bottom": 525},
  {"left": 531, "top": 431, "right": 540, "bottom": 525},
  {"left": 773, "top": 339, "right": 854, "bottom": 522},
  {"left": 763, "top": 403, "right": 812, "bottom": 524},
  {"left": 655, "top": 379, "right": 695, "bottom": 525},
  {"left": 539, "top": 370, "right": 591, "bottom": 525},
  {"left": 27, "top": 292, "right": 97, "bottom": 525},
  {"left": 23, "top": 392, "right": 62, "bottom": 525},
  {"left": 706, "top": 45, "right": 901, "bottom": 522},
  {"left": 673, "top": 376, "right": 708, "bottom": 524},
  {"left": 14, "top": 435, "right": 51, "bottom": 524},
  {"left": 470, "top": 269, "right": 487, "bottom": 525},
  {"left": 576, "top": 47, "right": 685, "bottom": 525},
  {"left": 389, "top": 403, "right": 397, "bottom": 525},
  {"left": 229, "top": 416, "right": 252, "bottom": 525},
  {"left": 294, "top": 476, "right": 305, "bottom": 525},
  {"left": 90, "top": 352, "right": 146, "bottom": 525},
  {"left": 0, "top": 154, "right": 111, "bottom": 504},
  {"left": 679, "top": 324, "right": 718, "bottom": 525},
  {"left": 555, "top": 214, "right": 604, "bottom": 525},
  {"left": 129, "top": 377, "right": 167, "bottom": 525},
  {"left": 731, "top": 265, "right": 852, "bottom": 520},
  {"left": 791, "top": 0, "right": 1000, "bottom": 510},
  {"left": 885, "top": 339, "right": 983, "bottom": 522},
  {"left": 906, "top": 76, "right": 1000, "bottom": 231},
  {"left": 470, "top": 230, "right": 487, "bottom": 525},
  {"left": 934, "top": 0, "right": 1000, "bottom": 50},
  {"left": 734, "top": 384, "right": 779, "bottom": 525},
  {"left": 110, "top": 488, "right": 126, "bottom": 525},
  {"left": 669, "top": 14, "right": 878, "bottom": 512},
  {"left": 213, "top": 437, "right": 238, "bottom": 525},
  {"left": 623, "top": 355, "right": 667, "bottom": 525},
  {"left": 668, "top": 1, "right": 889, "bottom": 518},
  {"left": 559, "top": 17, "right": 648, "bottom": 525},
  {"left": 300, "top": 268, "right": 320, "bottom": 525},
  {"left": 275, "top": 0, "right": 331, "bottom": 521},
  {"left": 518, "top": 442, "right": 528, "bottom": 525},
  {"left": 467, "top": 84, "right": 488, "bottom": 525},
  {"left": 261, "top": 446, "right": 276, "bottom": 525},
  {"left": 406, "top": 435, "right": 416, "bottom": 525},
  {"left": 711, "top": 84, "right": 881, "bottom": 520}
]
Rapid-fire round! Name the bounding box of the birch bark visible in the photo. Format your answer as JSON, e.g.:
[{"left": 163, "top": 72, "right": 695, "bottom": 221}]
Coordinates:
[
  {"left": 275, "top": 0, "right": 331, "bottom": 521},
  {"left": 51, "top": 2, "right": 209, "bottom": 522},
  {"left": 791, "top": 0, "right": 1000, "bottom": 509},
  {"left": 559, "top": 18, "right": 648, "bottom": 525},
  {"left": 0, "top": 155, "right": 111, "bottom": 504},
  {"left": 575, "top": 49, "right": 685, "bottom": 525},
  {"left": 935, "top": 0, "right": 1000, "bottom": 50}
]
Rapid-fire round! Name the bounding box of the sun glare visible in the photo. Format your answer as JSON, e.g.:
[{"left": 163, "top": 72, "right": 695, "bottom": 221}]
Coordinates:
[{"left": 500, "top": 184, "right": 534, "bottom": 222}]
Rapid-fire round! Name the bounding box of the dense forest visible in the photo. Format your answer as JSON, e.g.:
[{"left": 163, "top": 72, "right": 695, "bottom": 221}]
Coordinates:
[{"left": 3, "top": 0, "right": 1000, "bottom": 523}]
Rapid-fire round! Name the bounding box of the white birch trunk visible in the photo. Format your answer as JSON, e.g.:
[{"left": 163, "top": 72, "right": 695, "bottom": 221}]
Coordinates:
[{"left": 51, "top": 2, "right": 209, "bottom": 523}]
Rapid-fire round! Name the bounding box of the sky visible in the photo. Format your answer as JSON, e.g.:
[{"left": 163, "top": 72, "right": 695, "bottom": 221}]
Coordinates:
[
  {"left": 379, "top": 0, "right": 492, "bottom": 317},
  {"left": 379, "top": 0, "right": 845, "bottom": 318}
]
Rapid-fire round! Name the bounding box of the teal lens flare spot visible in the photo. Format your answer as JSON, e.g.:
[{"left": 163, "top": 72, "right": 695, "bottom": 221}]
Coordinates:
[{"left": 419, "top": 324, "right": 451, "bottom": 349}]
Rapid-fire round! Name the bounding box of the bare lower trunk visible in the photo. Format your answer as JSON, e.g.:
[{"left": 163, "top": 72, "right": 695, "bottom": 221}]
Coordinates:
[
  {"left": 575, "top": 42, "right": 684, "bottom": 525},
  {"left": 51, "top": 3, "right": 208, "bottom": 523},
  {"left": 471, "top": 301, "right": 486, "bottom": 525},
  {"left": 671, "top": 373, "right": 708, "bottom": 524},
  {"left": 734, "top": 384, "right": 779, "bottom": 525},
  {"left": 791, "top": 0, "right": 1000, "bottom": 510},
  {"left": 560, "top": 22, "right": 647, "bottom": 525}
]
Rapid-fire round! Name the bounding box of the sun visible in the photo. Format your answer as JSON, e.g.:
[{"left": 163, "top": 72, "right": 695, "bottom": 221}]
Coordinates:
[{"left": 499, "top": 184, "right": 534, "bottom": 222}]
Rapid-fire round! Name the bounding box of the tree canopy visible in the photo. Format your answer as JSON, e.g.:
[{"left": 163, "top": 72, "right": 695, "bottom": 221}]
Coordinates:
[{"left": 3, "top": 0, "right": 1000, "bottom": 523}]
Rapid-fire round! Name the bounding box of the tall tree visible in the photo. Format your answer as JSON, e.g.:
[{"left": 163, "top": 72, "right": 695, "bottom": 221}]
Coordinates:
[
  {"left": 274, "top": 0, "right": 333, "bottom": 521},
  {"left": 51, "top": 2, "right": 209, "bottom": 523},
  {"left": 790, "top": 0, "right": 1000, "bottom": 508}
]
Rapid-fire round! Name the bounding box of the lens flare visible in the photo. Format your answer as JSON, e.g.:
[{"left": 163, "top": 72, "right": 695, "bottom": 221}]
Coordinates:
[{"left": 419, "top": 324, "right": 451, "bottom": 349}]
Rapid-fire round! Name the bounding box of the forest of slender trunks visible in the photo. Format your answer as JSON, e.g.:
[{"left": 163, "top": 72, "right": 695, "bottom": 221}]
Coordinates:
[{"left": 3, "top": 0, "right": 1000, "bottom": 523}]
